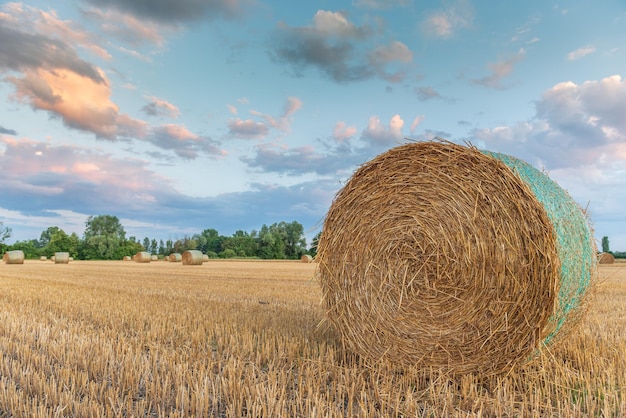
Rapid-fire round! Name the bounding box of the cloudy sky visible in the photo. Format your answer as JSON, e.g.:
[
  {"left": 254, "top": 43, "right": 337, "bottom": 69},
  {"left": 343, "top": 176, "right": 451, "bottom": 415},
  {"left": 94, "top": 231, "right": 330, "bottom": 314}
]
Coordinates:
[{"left": 1, "top": 0, "right": 625, "bottom": 250}]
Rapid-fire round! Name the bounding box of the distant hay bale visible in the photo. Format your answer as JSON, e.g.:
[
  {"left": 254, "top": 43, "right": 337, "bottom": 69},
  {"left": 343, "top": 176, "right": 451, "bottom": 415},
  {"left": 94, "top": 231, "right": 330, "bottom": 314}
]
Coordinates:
[
  {"left": 169, "top": 253, "right": 182, "bottom": 262},
  {"left": 151, "top": 255, "right": 158, "bottom": 261},
  {"left": 40, "top": 256, "right": 47, "bottom": 261},
  {"left": 134, "top": 252, "right": 151, "bottom": 263},
  {"left": 122, "top": 256, "right": 132, "bottom": 261},
  {"left": 50, "top": 256, "right": 55, "bottom": 262},
  {"left": 317, "top": 141, "right": 597, "bottom": 376},
  {"left": 4, "top": 250, "right": 25, "bottom": 264},
  {"left": 598, "top": 252, "right": 615, "bottom": 264},
  {"left": 202, "top": 254, "right": 209, "bottom": 263},
  {"left": 54, "top": 252, "right": 70, "bottom": 264},
  {"left": 301, "top": 254, "right": 313, "bottom": 263},
  {"left": 182, "top": 250, "right": 204, "bottom": 265}
]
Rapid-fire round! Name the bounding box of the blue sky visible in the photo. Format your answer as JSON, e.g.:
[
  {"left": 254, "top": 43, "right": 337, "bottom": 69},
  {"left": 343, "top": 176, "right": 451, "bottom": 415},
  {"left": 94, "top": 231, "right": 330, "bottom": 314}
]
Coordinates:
[{"left": 1, "top": 0, "right": 625, "bottom": 250}]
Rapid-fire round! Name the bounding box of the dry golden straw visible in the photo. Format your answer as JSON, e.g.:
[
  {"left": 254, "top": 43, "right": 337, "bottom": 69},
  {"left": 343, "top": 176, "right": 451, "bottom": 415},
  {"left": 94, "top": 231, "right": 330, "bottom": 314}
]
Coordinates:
[
  {"left": 598, "top": 252, "right": 615, "bottom": 264},
  {"left": 317, "top": 141, "right": 564, "bottom": 375},
  {"left": 182, "top": 250, "right": 204, "bottom": 265},
  {"left": 3, "top": 250, "right": 25, "bottom": 264},
  {"left": 169, "top": 253, "right": 182, "bottom": 262},
  {"left": 134, "top": 252, "right": 151, "bottom": 263},
  {"left": 54, "top": 252, "right": 70, "bottom": 264}
]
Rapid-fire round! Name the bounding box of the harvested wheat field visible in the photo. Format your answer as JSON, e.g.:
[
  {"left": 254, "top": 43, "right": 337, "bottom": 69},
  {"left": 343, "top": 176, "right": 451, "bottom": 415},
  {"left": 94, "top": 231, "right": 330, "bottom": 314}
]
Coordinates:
[{"left": 0, "top": 260, "right": 624, "bottom": 417}]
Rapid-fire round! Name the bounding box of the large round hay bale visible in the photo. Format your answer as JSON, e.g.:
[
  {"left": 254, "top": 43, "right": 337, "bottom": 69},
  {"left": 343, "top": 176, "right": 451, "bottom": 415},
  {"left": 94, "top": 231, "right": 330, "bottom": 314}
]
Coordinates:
[
  {"left": 169, "top": 253, "right": 182, "bottom": 262},
  {"left": 40, "top": 256, "right": 47, "bottom": 261},
  {"left": 151, "top": 255, "right": 158, "bottom": 261},
  {"left": 317, "top": 141, "right": 596, "bottom": 375},
  {"left": 202, "top": 254, "right": 209, "bottom": 263},
  {"left": 134, "top": 251, "right": 151, "bottom": 263},
  {"left": 598, "top": 252, "right": 615, "bottom": 264},
  {"left": 4, "top": 250, "right": 25, "bottom": 264},
  {"left": 122, "top": 256, "right": 132, "bottom": 261},
  {"left": 182, "top": 250, "right": 204, "bottom": 265},
  {"left": 54, "top": 252, "right": 70, "bottom": 264},
  {"left": 301, "top": 254, "right": 313, "bottom": 263}
]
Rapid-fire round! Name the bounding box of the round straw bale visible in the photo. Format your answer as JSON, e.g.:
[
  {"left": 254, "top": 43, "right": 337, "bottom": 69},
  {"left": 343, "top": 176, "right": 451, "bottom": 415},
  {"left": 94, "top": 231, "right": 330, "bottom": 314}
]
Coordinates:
[
  {"left": 169, "top": 253, "right": 182, "bottom": 262},
  {"left": 122, "top": 256, "right": 132, "bottom": 261},
  {"left": 598, "top": 252, "right": 615, "bottom": 264},
  {"left": 301, "top": 254, "right": 313, "bottom": 263},
  {"left": 151, "top": 255, "right": 158, "bottom": 261},
  {"left": 134, "top": 251, "right": 151, "bottom": 263},
  {"left": 202, "top": 254, "right": 209, "bottom": 263},
  {"left": 316, "top": 141, "right": 596, "bottom": 375},
  {"left": 54, "top": 252, "right": 70, "bottom": 264},
  {"left": 4, "top": 250, "right": 25, "bottom": 264},
  {"left": 182, "top": 250, "right": 204, "bottom": 265},
  {"left": 40, "top": 256, "right": 47, "bottom": 261}
]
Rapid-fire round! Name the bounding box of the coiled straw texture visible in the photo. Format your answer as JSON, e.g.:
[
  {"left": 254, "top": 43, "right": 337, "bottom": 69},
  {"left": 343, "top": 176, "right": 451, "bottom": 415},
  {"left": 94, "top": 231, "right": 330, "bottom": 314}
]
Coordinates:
[{"left": 317, "top": 141, "right": 595, "bottom": 375}]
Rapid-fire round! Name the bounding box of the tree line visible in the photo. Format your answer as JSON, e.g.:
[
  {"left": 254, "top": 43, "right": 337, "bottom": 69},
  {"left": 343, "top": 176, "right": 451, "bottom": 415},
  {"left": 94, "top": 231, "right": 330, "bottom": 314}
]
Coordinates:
[{"left": 0, "top": 216, "right": 320, "bottom": 261}]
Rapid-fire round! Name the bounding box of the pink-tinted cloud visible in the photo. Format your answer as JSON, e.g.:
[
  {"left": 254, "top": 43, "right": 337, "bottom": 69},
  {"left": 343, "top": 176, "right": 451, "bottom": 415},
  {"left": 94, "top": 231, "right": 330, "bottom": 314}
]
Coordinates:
[
  {"left": 141, "top": 96, "right": 181, "bottom": 118},
  {"left": 271, "top": 11, "right": 413, "bottom": 83},
  {"left": 84, "top": 0, "right": 253, "bottom": 24},
  {"left": 333, "top": 121, "right": 357, "bottom": 141},
  {"left": 422, "top": 0, "right": 474, "bottom": 38},
  {"left": 0, "top": 136, "right": 168, "bottom": 200},
  {"left": 471, "top": 49, "right": 526, "bottom": 89},
  {"left": 472, "top": 75, "right": 626, "bottom": 169},
  {"left": 1, "top": 3, "right": 110, "bottom": 60},
  {"left": 82, "top": 7, "right": 171, "bottom": 46},
  {"left": 362, "top": 114, "right": 405, "bottom": 145},
  {"left": 410, "top": 115, "right": 425, "bottom": 133},
  {"left": 147, "top": 124, "right": 226, "bottom": 159},
  {"left": 567, "top": 46, "right": 596, "bottom": 61},
  {"left": 228, "top": 97, "right": 303, "bottom": 138},
  {"left": 228, "top": 118, "right": 269, "bottom": 139},
  {"left": 7, "top": 68, "right": 146, "bottom": 140}
]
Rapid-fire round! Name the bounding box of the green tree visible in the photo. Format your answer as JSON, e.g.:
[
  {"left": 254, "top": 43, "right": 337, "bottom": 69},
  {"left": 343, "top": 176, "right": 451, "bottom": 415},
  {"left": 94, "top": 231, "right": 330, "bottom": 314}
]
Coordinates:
[
  {"left": 165, "top": 239, "right": 174, "bottom": 255},
  {"left": 83, "top": 215, "right": 127, "bottom": 260},
  {"left": 158, "top": 239, "right": 165, "bottom": 255},
  {"left": 9, "top": 240, "right": 39, "bottom": 259},
  {"left": 173, "top": 236, "right": 197, "bottom": 253},
  {"left": 222, "top": 230, "right": 257, "bottom": 257},
  {"left": 282, "top": 221, "right": 307, "bottom": 259},
  {"left": 257, "top": 224, "right": 285, "bottom": 259},
  {"left": 38, "top": 226, "right": 60, "bottom": 248},
  {"left": 309, "top": 231, "right": 321, "bottom": 257},
  {"left": 119, "top": 240, "right": 143, "bottom": 259},
  {"left": 0, "top": 220, "right": 12, "bottom": 254},
  {"left": 44, "top": 229, "right": 79, "bottom": 257},
  {"left": 196, "top": 229, "right": 223, "bottom": 254},
  {"left": 602, "top": 236, "right": 610, "bottom": 253},
  {"left": 142, "top": 237, "right": 151, "bottom": 253}
]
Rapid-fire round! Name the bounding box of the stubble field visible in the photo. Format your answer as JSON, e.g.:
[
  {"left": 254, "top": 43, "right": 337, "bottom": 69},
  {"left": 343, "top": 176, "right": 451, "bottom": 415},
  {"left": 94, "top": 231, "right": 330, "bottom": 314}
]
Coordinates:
[{"left": 0, "top": 259, "right": 624, "bottom": 417}]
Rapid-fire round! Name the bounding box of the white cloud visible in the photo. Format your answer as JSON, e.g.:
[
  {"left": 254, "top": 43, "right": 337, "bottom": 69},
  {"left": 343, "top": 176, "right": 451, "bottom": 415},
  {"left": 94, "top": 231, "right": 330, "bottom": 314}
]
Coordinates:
[
  {"left": 567, "top": 46, "right": 596, "bottom": 60},
  {"left": 362, "top": 114, "right": 404, "bottom": 145},
  {"left": 422, "top": 0, "right": 474, "bottom": 38}
]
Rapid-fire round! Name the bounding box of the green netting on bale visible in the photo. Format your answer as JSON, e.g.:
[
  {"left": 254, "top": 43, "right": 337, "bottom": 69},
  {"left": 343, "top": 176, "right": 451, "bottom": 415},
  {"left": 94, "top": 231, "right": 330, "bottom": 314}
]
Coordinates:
[{"left": 482, "top": 151, "right": 597, "bottom": 345}]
